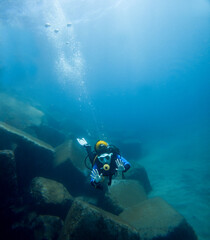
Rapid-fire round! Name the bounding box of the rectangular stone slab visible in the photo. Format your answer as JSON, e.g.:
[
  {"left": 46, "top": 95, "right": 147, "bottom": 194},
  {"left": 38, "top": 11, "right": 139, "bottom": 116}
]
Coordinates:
[
  {"left": 0, "top": 121, "right": 54, "bottom": 151},
  {"left": 59, "top": 199, "right": 140, "bottom": 240},
  {"left": 0, "top": 122, "right": 55, "bottom": 191},
  {"left": 107, "top": 179, "right": 147, "bottom": 209},
  {"left": 120, "top": 197, "right": 197, "bottom": 240}
]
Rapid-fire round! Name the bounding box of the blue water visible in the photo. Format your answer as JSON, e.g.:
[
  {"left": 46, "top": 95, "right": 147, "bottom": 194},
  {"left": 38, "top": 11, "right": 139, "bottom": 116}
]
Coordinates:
[{"left": 0, "top": 0, "right": 210, "bottom": 239}]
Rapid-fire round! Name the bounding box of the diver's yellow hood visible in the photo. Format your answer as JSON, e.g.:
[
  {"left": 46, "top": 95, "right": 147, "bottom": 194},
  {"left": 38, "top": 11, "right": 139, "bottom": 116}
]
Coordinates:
[{"left": 95, "top": 140, "right": 108, "bottom": 152}]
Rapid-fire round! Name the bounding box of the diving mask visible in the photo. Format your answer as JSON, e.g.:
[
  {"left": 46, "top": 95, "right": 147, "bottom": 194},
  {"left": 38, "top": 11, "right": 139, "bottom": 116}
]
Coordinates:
[{"left": 98, "top": 153, "right": 113, "bottom": 165}]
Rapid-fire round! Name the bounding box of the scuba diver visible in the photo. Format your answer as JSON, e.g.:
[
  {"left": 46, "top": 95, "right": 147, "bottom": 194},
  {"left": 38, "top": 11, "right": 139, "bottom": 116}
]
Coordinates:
[{"left": 77, "top": 138, "right": 131, "bottom": 189}]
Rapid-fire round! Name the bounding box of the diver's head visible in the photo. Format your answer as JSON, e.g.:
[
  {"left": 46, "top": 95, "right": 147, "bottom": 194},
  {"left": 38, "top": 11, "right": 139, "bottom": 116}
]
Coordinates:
[
  {"left": 94, "top": 140, "right": 109, "bottom": 154},
  {"left": 98, "top": 152, "right": 113, "bottom": 165}
]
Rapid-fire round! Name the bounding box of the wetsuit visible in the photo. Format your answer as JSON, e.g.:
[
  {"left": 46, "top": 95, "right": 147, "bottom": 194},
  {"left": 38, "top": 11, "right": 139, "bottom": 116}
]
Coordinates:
[{"left": 85, "top": 145, "right": 130, "bottom": 188}]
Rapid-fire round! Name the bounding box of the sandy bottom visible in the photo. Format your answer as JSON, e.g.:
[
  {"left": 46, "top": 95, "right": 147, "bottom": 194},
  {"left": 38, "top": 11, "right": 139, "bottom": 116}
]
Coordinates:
[{"left": 139, "top": 127, "right": 210, "bottom": 240}]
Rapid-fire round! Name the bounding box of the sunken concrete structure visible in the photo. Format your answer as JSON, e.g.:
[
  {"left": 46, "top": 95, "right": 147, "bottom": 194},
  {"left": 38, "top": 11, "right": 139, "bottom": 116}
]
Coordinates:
[
  {"left": 59, "top": 199, "right": 140, "bottom": 240},
  {"left": 107, "top": 179, "right": 147, "bottom": 209},
  {"left": 0, "top": 122, "right": 55, "bottom": 192},
  {"left": 29, "top": 177, "right": 73, "bottom": 219},
  {"left": 126, "top": 166, "right": 152, "bottom": 193},
  {"left": 120, "top": 197, "right": 198, "bottom": 240},
  {"left": 0, "top": 117, "right": 198, "bottom": 240},
  {"left": 59, "top": 198, "right": 197, "bottom": 240}
]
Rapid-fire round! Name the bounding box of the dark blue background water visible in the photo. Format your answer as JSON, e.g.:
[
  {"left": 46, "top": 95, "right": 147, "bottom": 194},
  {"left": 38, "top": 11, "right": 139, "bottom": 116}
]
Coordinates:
[{"left": 0, "top": 1, "right": 210, "bottom": 239}]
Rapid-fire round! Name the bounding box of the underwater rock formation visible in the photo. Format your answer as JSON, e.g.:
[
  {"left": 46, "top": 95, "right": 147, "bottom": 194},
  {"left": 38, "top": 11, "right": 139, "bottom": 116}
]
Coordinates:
[
  {"left": 54, "top": 139, "right": 86, "bottom": 171},
  {"left": 0, "top": 122, "right": 55, "bottom": 192},
  {"left": 28, "top": 124, "right": 66, "bottom": 147},
  {"left": 0, "top": 121, "right": 198, "bottom": 240},
  {"left": 126, "top": 165, "right": 152, "bottom": 193},
  {"left": 0, "top": 122, "right": 54, "bottom": 151},
  {"left": 53, "top": 139, "right": 88, "bottom": 196},
  {"left": 29, "top": 177, "right": 73, "bottom": 219},
  {"left": 59, "top": 199, "right": 140, "bottom": 240},
  {"left": 107, "top": 179, "right": 147, "bottom": 209},
  {"left": 77, "top": 186, "right": 124, "bottom": 215},
  {"left": 119, "top": 197, "right": 198, "bottom": 240}
]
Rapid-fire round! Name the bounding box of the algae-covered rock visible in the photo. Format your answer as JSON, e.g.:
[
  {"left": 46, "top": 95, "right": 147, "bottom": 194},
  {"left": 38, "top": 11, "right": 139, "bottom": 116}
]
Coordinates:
[
  {"left": 120, "top": 197, "right": 198, "bottom": 240},
  {"left": 30, "top": 177, "right": 73, "bottom": 218},
  {"left": 59, "top": 199, "right": 139, "bottom": 240}
]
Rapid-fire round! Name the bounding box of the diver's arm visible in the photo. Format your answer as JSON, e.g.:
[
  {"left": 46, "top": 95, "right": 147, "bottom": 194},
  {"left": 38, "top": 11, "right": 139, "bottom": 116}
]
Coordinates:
[
  {"left": 77, "top": 138, "right": 95, "bottom": 164},
  {"left": 85, "top": 145, "right": 95, "bottom": 165},
  {"left": 117, "top": 155, "right": 131, "bottom": 172}
]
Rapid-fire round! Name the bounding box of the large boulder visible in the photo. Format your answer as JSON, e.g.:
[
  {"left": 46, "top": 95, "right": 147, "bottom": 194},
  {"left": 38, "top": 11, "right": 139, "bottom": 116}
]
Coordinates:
[
  {"left": 126, "top": 165, "right": 152, "bottom": 193},
  {"left": 54, "top": 139, "right": 86, "bottom": 171},
  {"left": 29, "top": 177, "right": 73, "bottom": 219},
  {"left": 76, "top": 186, "right": 124, "bottom": 215},
  {"left": 119, "top": 197, "right": 198, "bottom": 240},
  {"left": 59, "top": 199, "right": 140, "bottom": 240},
  {"left": 27, "top": 124, "right": 66, "bottom": 147},
  {"left": 0, "top": 122, "right": 55, "bottom": 192},
  {"left": 107, "top": 179, "right": 147, "bottom": 209},
  {"left": 52, "top": 139, "right": 89, "bottom": 196}
]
